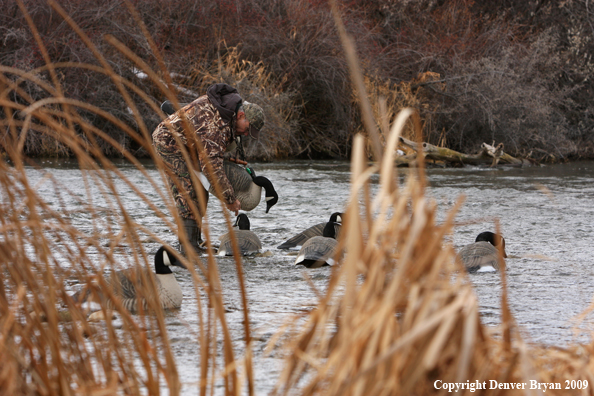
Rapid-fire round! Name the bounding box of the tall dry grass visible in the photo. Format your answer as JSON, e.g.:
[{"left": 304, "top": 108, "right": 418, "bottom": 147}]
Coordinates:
[
  {"left": 265, "top": 2, "right": 594, "bottom": 395},
  {"left": 269, "top": 110, "right": 594, "bottom": 394},
  {"left": 1, "top": 1, "right": 256, "bottom": 395}
]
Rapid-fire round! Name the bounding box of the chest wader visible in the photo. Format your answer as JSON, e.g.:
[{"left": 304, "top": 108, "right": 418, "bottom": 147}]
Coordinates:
[
  {"left": 180, "top": 135, "right": 246, "bottom": 255},
  {"left": 179, "top": 178, "right": 208, "bottom": 255},
  {"left": 181, "top": 218, "right": 205, "bottom": 254}
]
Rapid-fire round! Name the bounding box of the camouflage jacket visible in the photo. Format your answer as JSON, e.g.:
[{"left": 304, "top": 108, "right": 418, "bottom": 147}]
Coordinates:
[{"left": 153, "top": 84, "right": 242, "bottom": 205}]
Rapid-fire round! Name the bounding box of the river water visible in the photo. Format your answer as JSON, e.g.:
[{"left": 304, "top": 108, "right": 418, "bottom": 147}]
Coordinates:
[{"left": 24, "top": 158, "right": 594, "bottom": 394}]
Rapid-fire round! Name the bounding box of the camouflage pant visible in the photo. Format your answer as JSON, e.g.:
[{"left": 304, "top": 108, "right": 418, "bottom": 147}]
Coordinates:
[{"left": 153, "top": 135, "right": 208, "bottom": 221}]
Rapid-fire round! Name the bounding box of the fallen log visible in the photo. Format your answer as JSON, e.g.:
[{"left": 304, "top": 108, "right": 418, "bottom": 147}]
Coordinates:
[{"left": 397, "top": 137, "right": 533, "bottom": 167}]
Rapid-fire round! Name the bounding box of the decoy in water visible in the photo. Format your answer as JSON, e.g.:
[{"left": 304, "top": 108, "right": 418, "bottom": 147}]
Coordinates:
[
  {"left": 195, "top": 161, "right": 278, "bottom": 213},
  {"left": 457, "top": 231, "right": 507, "bottom": 273},
  {"left": 277, "top": 212, "right": 342, "bottom": 250},
  {"left": 217, "top": 213, "right": 262, "bottom": 256},
  {"left": 294, "top": 215, "right": 341, "bottom": 268},
  {"left": 75, "top": 246, "right": 186, "bottom": 312}
]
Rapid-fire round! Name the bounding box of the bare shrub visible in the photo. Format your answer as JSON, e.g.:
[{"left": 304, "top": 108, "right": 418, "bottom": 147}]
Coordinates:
[
  {"left": 2, "top": 0, "right": 594, "bottom": 161},
  {"left": 367, "top": 0, "right": 594, "bottom": 160},
  {"left": 1, "top": 0, "right": 299, "bottom": 160},
  {"left": 237, "top": 0, "right": 355, "bottom": 158},
  {"left": 434, "top": 30, "right": 576, "bottom": 159}
]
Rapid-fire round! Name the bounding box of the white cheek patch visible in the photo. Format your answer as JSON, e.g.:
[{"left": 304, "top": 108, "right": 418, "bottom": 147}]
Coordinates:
[
  {"left": 265, "top": 196, "right": 274, "bottom": 201},
  {"left": 163, "top": 251, "right": 171, "bottom": 266},
  {"left": 336, "top": 215, "right": 342, "bottom": 223}
]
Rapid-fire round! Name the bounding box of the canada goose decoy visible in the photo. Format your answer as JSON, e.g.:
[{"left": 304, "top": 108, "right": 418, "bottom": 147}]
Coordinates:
[
  {"left": 75, "top": 246, "right": 186, "bottom": 312},
  {"left": 295, "top": 216, "right": 340, "bottom": 268},
  {"left": 277, "top": 212, "right": 343, "bottom": 250},
  {"left": 217, "top": 213, "right": 262, "bottom": 256},
  {"left": 457, "top": 232, "right": 507, "bottom": 273},
  {"left": 160, "top": 100, "right": 178, "bottom": 116},
  {"left": 195, "top": 161, "right": 278, "bottom": 213}
]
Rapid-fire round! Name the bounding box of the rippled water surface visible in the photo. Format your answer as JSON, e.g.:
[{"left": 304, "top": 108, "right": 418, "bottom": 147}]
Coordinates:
[{"left": 25, "top": 159, "right": 594, "bottom": 394}]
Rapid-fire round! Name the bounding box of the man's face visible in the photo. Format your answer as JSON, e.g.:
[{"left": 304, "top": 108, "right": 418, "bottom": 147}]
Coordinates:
[{"left": 236, "top": 112, "right": 250, "bottom": 136}]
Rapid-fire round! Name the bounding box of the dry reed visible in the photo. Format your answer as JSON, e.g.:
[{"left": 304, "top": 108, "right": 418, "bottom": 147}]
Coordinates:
[
  {"left": 0, "top": 1, "right": 256, "bottom": 395},
  {"left": 269, "top": 110, "right": 594, "bottom": 396},
  {"left": 266, "top": 2, "right": 594, "bottom": 395}
]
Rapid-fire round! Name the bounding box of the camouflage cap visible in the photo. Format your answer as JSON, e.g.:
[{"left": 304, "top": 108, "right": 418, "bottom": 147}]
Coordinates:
[{"left": 242, "top": 101, "right": 265, "bottom": 139}]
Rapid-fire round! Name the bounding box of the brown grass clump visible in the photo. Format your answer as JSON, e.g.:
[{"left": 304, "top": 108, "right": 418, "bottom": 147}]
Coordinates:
[
  {"left": 270, "top": 110, "right": 594, "bottom": 396},
  {"left": 0, "top": 2, "right": 255, "bottom": 395},
  {"left": 267, "top": 3, "right": 594, "bottom": 394},
  {"left": 356, "top": 71, "right": 444, "bottom": 156}
]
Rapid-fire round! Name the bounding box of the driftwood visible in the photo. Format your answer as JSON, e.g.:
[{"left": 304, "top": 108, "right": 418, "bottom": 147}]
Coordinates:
[{"left": 396, "top": 137, "right": 532, "bottom": 167}]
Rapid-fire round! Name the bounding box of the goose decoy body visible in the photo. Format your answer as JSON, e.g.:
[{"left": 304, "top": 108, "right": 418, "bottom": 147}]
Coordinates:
[
  {"left": 294, "top": 214, "right": 341, "bottom": 268},
  {"left": 76, "top": 246, "right": 186, "bottom": 312},
  {"left": 278, "top": 212, "right": 342, "bottom": 250},
  {"left": 458, "top": 232, "right": 507, "bottom": 273},
  {"left": 217, "top": 213, "right": 262, "bottom": 256},
  {"left": 195, "top": 161, "right": 278, "bottom": 213},
  {"left": 223, "top": 162, "right": 278, "bottom": 212}
]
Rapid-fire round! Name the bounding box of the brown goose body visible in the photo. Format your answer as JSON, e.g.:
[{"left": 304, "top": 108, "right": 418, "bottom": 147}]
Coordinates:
[
  {"left": 77, "top": 246, "right": 185, "bottom": 313},
  {"left": 458, "top": 242, "right": 501, "bottom": 272},
  {"left": 278, "top": 212, "right": 342, "bottom": 250},
  {"left": 217, "top": 162, "right": 261, "bottom": 211},
  {"left": 107, "top": 267, "right": 182, "bottom": 311},
  {"left": 458, "top": 232, "right": 507, "bottom": 273},
  {"left": 294, "top": 214, "right": 342, "bottom": 268},
  {"left": 197, "top": 161, "right": 278, "bottom": 212},
  {"left": 294, "top": 236, "right": 338, "bottom": 268},
  {"left": 218, "top": 230, "right": 262, "bottom": 256}
]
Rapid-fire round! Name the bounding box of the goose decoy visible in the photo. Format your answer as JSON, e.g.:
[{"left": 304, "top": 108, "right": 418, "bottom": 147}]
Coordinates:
[
  {"left": 217, "top": 213, "right": 262, "bottom": 256},
  {"left": 457, "top": 232, "right": 507, "bottom": 273},
  {"left": 160, "top": 100, "right": 178, "bottom": 116},
  {"left": 277, "top": 212, "right": 343, "bottom": 250},
  {"left": 295, "top": 216, "right": 341, "bottom": 268},
  {"left": 195, "top": 161, "right": 278, "bottom": 213},
  {"left": 76, "top": 246, "right": 186, "bottom": 312}
]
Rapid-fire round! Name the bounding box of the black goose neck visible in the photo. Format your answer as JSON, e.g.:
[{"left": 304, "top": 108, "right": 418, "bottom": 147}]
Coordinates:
[{"left": 154, "top": 247, "right": 174, "bottom": 275}]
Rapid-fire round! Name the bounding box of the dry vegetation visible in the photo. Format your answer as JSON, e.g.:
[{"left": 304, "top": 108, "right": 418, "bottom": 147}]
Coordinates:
[
  {"left": 2, "top": 1, "right": 594, "bottom": 395},
  {"left": 2, "top": 0, "right": 594, "bottom": 161}
]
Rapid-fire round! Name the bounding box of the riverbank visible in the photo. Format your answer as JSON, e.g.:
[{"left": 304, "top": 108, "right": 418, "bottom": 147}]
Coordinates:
[{"left": 2, "top": 1, "right": 594, "bottom": 161}]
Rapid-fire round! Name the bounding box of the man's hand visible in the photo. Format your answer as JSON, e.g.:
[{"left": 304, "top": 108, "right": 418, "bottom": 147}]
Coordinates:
[{"left": 226, "top": 199, "right": 241, "bottom": 216}]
